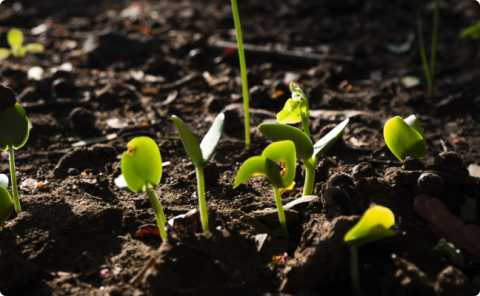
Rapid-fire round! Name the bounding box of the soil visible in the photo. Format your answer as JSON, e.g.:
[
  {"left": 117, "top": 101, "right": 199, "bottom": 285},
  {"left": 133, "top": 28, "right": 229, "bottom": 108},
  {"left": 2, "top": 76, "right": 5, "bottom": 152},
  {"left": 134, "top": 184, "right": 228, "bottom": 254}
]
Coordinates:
[{"left": 1, "top": 0, "right": 480, "bottom": 295}]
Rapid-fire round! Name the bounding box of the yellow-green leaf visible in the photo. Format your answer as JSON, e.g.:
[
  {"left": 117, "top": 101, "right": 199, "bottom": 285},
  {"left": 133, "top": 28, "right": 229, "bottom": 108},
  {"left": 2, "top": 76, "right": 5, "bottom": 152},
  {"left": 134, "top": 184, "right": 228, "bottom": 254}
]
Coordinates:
[
  {"left": 344, "top": 205, "right": 396, "bottom": 248},
  {"left": 121, "top": 137, "right": 162, "bottom": 193},
  {"left": 384, "top": 116, "right": 426, "bottom": 161},
  {"left": 258, "top": 124, "right": 313, "bottom": 160},
  {"left": 0, "top": 103, "right": 30, "bottom": 151},
  {"left": 0, "top": 49, "right": 10, "bottom": 60},
  {"left": 11, "top": 46, "right": 26, "bottom": 58},
  {"left": 262, "top": 140, "right": 296, "bottom": 188},
  {"left": 171, "top": 115, "right": 203, "bottom": 168},
  {"left": 234, "top": 156, "right": 283, "bottom": 188},
  {"left": 7, "top": 28, "right": 23, "bottom": 47},
  {"left": 25, "top": 43, "right": 44, "bottom": 53},
  {"left": 313, "top": 118, "right": 349, "bottom": 159},
  {"left": 277, "top": 99, "right": 302, "bottom": 124},
  {"left": 0, "top": 186, "right": 14, "bottom": 226}
]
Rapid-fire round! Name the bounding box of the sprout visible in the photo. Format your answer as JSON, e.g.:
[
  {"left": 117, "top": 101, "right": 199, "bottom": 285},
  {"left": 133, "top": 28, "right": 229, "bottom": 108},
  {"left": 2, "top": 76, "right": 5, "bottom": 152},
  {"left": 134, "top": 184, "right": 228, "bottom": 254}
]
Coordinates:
[
  {"left": 344, "top": 206, "right": 396, "bottom": 294},
  {"left": 0, "top": 85, "right": 29, "bottom": 214},
  {"left": 417, "top": 0, "right": 439, "bottom": 95},
  {"left": 0, "top": 175, "right": 14, "bottom": 228},
  {"left": 259, "top": 83, "right": 349, "bottom": 196},
  {"left": 384, "top": 115, "right": 426, "bottom": 161},
  {"left": 172, "top": 113, "right": 225, "bottom": 232},
  {"left": 0, "top": 28, "right": 44, "bottom": 60},
  {"left": 116, "top": 137, "right": 167, "bottom": 240},
  {"left": 234, "top": 141, "right": 296, "bottom": 239},
  {"left": 230, "top": 0, "right": 251, "bottom": 151}
]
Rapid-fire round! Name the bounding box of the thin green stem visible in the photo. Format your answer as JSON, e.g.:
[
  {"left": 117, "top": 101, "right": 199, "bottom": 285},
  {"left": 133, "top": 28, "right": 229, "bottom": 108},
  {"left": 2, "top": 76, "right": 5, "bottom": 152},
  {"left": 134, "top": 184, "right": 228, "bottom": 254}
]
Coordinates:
[
  {"left": 350, "top": 246, "right": 362, "bottom": 295},
  {"left": 8, "top": 145, "right": 20, "bottom": 214},
  {"left": 301, "top": 113, "right": 310, "bottom": 139},
  {"left": 273, "top": 186, "right": 289, "bottom": 239},
  {"left": 231, "top": 0, "right": 251, "bottom": 151},
  {"left": 196, "top": 167, "right": 209, "bottom": 232},
  {"left": 302, "top": 158, "right": 316, "bottom": 196},
  {"left": 146, "top": 189, "right": 167, "bottom": 240},
  {"left": 430, "top": 0, "right": 439, "bottom": 91},
  {"left": 417, "top": 9, "right": 433, "bottom": 96}
]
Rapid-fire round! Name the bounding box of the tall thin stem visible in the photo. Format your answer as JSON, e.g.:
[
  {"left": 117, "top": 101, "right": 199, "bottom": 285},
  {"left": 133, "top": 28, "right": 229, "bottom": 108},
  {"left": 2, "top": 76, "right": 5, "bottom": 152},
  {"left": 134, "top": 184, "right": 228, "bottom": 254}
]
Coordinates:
[
  {"left": 302, "top": 158, "right": 316, "bottom": 196},
  {"left": 417, "top": 9, "right": 433, "bottom": 96},
  {"left": 146, "top": 189, "right": 167, "bottom": 240},
  {"left": 350, "top": 246, "right": 362, "bottom": 294},
  {"left": 231, "top": 0, "right": 251, "bottom": 151},
  {"left": 8, "top": 144, "right": 20, "bottom": 214},
  {"left": 430, "top": 0, "right": 439, "bottom": 93},
  {"left": 196, "top": 167, "right": 209, "bottom": 232},
  {"left": 273, "top": 186, "right": 289, "bottom": 239}
]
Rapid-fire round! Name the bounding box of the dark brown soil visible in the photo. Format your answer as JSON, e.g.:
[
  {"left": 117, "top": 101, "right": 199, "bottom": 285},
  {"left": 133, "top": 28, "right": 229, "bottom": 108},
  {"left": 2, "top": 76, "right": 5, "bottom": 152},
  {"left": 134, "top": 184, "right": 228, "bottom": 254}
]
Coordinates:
[{"left": 1, "top": 0, "right": 480, "bottom": 295}]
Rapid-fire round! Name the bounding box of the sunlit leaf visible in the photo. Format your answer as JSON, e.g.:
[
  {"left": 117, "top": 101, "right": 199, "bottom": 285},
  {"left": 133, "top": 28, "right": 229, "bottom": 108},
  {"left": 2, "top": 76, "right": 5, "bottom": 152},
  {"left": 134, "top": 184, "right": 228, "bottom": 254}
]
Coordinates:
[
  {"left": 277, "top": 99, "right": 302, "bottom": 124},
  {"left": 25, "top": 43, "right": 44, "bottom": 53},
  {"left": 0, "top": 49, "right": 10, "bottom": 60},
  {"left": 312, "top": 118, "right": 349, "bottom": 159},
  {"left": 0, "top": 103, "right": 30, "bottom": 151},
  {"left": 258, "top": 124, "right": 313, "bottom": 160},
  {"left": 234, "top": 156, "right": 283, "bottom": 188},
  {"left": 0, "top": 186, "right": 13, "bottom": 225},
  {"left": 344, "top": 205, "right": 396, "bottom": 248},
  {"left": 200, "top": 113, "right": 224, "bottom": 165},
  {"left": 7, "top": 28, "right": 23, "bottom": 47},
  {"left": 171, "top": 115, "right": 203, "bottom": 168},
  {"left": 262, "top": 140, "right": 296, "bottom": 188},
  {"left": 384, "top": 116, "right": 426, "bottom": 161},
  {"left": 121, "top": 137, "right": 162, "bottom": 193},
  {"left": 290, "top": 82, "right": 308, "bottom": 102},
  {"left": 10, "top": 46, "right": 26, "bottom": 58},
  {"left": 0, "top": 174, "right": 8, "bottom": 189}
]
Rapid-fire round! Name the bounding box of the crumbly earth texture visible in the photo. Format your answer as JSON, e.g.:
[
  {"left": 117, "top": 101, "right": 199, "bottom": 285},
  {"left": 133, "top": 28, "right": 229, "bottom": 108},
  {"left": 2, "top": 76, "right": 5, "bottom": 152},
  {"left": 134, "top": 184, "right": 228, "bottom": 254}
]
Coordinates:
[{"left": 0, "top": 0, "right": 480, "bottom": 295}]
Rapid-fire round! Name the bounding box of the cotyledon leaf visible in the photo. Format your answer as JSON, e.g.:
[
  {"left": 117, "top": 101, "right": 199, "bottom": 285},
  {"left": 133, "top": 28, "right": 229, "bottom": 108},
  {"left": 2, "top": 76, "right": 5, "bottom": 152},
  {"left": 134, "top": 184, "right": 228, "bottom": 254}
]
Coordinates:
[
  {"left": 258, "top": 123, "right": 313, "bottom": 160},
  {"left": 172, "top": 115, "right": 203, "bottom": 168},
  {"left": 384, "top": 116, "right": 425, "bottom": 161},
  {"left": 200, "top": 113, "right": 225, "bottom": 165},
  {"left": 312, "top": 118, "right": 349, "bottom": 159}
]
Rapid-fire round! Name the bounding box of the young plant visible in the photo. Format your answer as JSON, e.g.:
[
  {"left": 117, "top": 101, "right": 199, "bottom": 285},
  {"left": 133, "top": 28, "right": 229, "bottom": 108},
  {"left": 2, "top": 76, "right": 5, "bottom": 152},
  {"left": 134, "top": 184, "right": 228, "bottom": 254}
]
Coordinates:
[
  {"left": 417, "top": 0, "right": 439, "bottom": 95},
  {"left": 230, "top": 0, "right": 251, "bottom": 151},
  {"left": 0, "top": 176, "right": 14, "bottom": 255},
  {"left": 116, "top": 137, "right": 167, "bottom": 240},
  {"left": 384, "top": 115, "right": 426, "bottom": 161},
  {"left": 344, "top": 205, "right": 396, "bottom": 294},
  {"left": 259, "top": 82, "right": 349, "bottom": 196},
  {"left": 0, "top": 28, "right": 44, "bottom": 60},
  {"left": 460, "top": 21, "right": 480, "bottom": 60},
  {"left": 0, "top": 85, "right": 29, "bottom": 214},
  {"left": 234, "top": 141, "right": 296, "bottom": 239},
  {"left": 171, "top": 113, "right": 225, "bottom": 232}
]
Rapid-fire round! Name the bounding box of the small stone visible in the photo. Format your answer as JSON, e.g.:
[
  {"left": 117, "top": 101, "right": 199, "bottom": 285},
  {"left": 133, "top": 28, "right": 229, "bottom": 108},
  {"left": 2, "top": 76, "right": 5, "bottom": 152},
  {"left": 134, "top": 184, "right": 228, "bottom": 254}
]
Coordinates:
[
  {"left": 352, "top": 162, "right": 376, "bottom": 182},
  {"left": 51, "top": 78, "right": 73, "bottom": 97},
  {"left": 434, "top": 151, "right": 468, "bottom": 175},
  {"left": 69, "top": 107, "right": 96, "bottom": 132},
  {"left": 0, "top": 85, "right": 17, "bottom": 110},
  {"left": 326, "top": 173, "right": 355, "bottom": 188},
  {"left": 68, "top": 168, "right": 80, "bottom": 176},
  {"left": 402, "top": 156, "right": 425, "bottom": 171},
  {"left": 416, "top": 173, "right": 444, "bottom": 197}
]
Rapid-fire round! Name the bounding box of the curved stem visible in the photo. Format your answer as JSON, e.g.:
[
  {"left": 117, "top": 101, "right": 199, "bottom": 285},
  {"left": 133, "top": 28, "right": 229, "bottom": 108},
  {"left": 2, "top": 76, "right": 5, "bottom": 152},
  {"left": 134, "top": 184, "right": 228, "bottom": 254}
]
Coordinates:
[
  {"left": 301, "top": 112, "right": 310, "bottom": 139},
  {"left": 231, "top": 0, "right": 251, "bottom": 151},
  {"left": 196, "top": 167, "right": 209, "bottom": 232},
  {"left": 350, "top": 246, "right": 362, "bottom": 295},
  {"left": 302, "top": 157, "right": 316, "bottom": 196},
  {"left": 273, "top": 186, "right": 289, "bottom": 239},
  {"left": 8, "top": 145, "right": 21, "bottom": 214},
  {"left": 146, "top": 189, "right": 167, "bottom": 240}
]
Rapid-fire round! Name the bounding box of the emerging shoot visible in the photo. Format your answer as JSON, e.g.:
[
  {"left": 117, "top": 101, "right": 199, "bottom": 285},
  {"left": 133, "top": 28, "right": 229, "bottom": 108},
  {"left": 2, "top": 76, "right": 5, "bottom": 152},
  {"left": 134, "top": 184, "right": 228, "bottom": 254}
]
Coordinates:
[
  {"left": 259, "top": 83, "right": 349, "bottom": 196},
  {"left": 384, "top": 115, "right": 426, "bottom": 161},
  {"left": 230, "top": 0, "right": 251, "bottom": 151},
  {"left": 172, "top": 113, "right": 225, "bottom": 232},
  {"left": 234, "top": 141, "right": 296, "bottom": 239},
  {"left": 117, "top": 137, "right": 167, "bottom": 240},
  {"left": 417, "top": 0, "right": 439, "bottom": 95},
  {"left": 344, "top": 206, "right": 396, "bottom": 294},
  {"left": 0, "top": 85, "right": 29, "bottom": 214},
  {"left": 0, "top": 28, "right": 44, "bottom": 60}
]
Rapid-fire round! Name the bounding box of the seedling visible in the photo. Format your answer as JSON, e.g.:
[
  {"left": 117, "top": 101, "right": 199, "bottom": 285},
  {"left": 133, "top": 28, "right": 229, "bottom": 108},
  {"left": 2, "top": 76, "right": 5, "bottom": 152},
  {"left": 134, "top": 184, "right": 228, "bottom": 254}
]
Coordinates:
[
  {"left": 344, "top": 205, "right": 396, "bottom": 294},
  {"left": 384, "top": 115, "right": 426, "bottom": 161},
  {"left": 259, "top": 82, "right": 349, "bottom": 196},
  {"left": 0, "top": 175, "right": 14, "bottom": 228},
  {"left": 460, "top": 21, "right": 480, "bottom": 60},
  {"left": 417, "top": 0, "right": 439, "bottom": 95},
  {"left": 230, "top": 0, "right": 251, "bottom": 151},
  {"left": 0, "top": 86, "right": 29, "bottom": 214},
  {"left": 234, "top": 141, "right": 296, "bottom": 239},
  {"left": 116, "top": 137, "right": 167, "bottom": 240},
  {"left": 0, "top": 28, "right": 44, "bottom": 60},
  {"left": 171, "top": 113, "right": 225, "bottom": 232}
]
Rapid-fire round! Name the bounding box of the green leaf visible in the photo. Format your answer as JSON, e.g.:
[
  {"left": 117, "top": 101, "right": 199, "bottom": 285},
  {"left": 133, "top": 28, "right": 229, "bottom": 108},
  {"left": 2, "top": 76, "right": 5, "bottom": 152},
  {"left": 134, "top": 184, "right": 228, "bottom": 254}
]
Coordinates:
[
  {"left": 384, "top": 116, "right": 426, "bottom": 161},
  {"left": 121, "top": 137, "right": 162, "bottom": 193},
  {"left": 234, "top": 156, "right": 283, "bottom": 188},
  {"left": 114, "top": 174, "right": 134, "bottom": 193},
  {"left": 7, "top": 28, "right": 23, "bottom": 47},
  {"left": 0, "top": 174, "right": 8, "bottom": 189},
  {"left": 312, "top": 118, "right": 349, "bottom": 159},
  {"left": 0, "top": 103, "right": 30, "bottom": 151},
  {"left": 277, "top": 99, "right": 302, "bottom": 124},
  {"left": 258, "top": 124, "right": 313, "bottom": 160},
  {"left": 25, "top": 43, "right": 44, "bottom": 53},
  {"left": 0, "top": 186, "right": 13, "bottom": 225},
  {"left": 290, "top": 82, "right": 308, "bottom": 102},
  {"left": 200, "top": 113, "right": 224, "bottom": 165},
  {"left": 404, "top": 115, "right": 426, "bottom": 147},
  {"left": 262, "top": 140, "right": 296, "bottom": 187},
  {"left": 0, "top": 49, "right": 10, "bottom": 60},
  {"left": 171, "top": 115, "right": 204, "bottom": 168},
  {"left": 11, "top": 46, "right": 26, "bottom": 58},
  {"left": 344, "top": 205, "right": 396, "bottom": 248},
  {"left": 461, "top": 22, "right": 480, "bottom": 40}
]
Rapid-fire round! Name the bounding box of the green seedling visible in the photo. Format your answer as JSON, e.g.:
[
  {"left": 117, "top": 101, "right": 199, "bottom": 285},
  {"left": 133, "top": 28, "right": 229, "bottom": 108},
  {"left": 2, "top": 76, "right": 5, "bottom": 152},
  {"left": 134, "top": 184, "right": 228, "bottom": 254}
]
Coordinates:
[
  {"left": 230, "top": 0, "right": 251, "bottom": 151},
  {"left": 234, "top": 141, "right": 296, "bottom": 239},
  {"left": 116, "top": 137, "right": 167, "bottom": 240},
  {"left": 172, "top": 113, "right": 225, "bottom": 232},
  {"left": 417, "top": 0, "right": 439, "bottom": 95},
  {"left": 0, "top": 28, "right": 44, "bottom": 60},
  {"left": 259, "top": 82, "right": 349, "bottom": 196},
  {"left": 0, "top": 177, "right": 14, "bottom": 256},
  {"left": 460, "top": 21, "right": 480, "bottom": 60},
  {"left": 344, "top": 205, "right": 396, "bottom": 294},
  {"left": 384, "top": 115, "right": 426, "bottom": 161},
  {"left": 0, "top": 86, "right": 29, "bottom": 214}
]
